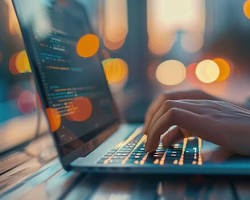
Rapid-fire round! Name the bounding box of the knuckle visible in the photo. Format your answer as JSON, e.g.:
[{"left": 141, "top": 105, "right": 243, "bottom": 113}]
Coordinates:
[
  {"left": 159, "top": 93, "right": 168, "bottom": 101},
  {"left": 163, "top": 100, "right": 174, "bottom": 109},
  {"left": 161, "top": 92, "right": 168, "bottom": 98},
  {"left": 167, "top": 107, "right": 178, "bottom": 120}
]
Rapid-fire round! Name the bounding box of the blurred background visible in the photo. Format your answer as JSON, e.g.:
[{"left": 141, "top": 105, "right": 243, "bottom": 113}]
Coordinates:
[{"left": 1, "top": 0, "right": 250, "bottom": 152}]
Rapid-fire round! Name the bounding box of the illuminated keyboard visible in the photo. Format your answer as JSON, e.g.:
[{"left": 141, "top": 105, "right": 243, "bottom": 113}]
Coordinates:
[{"left": 97, "top": 128, "right": 202, "bottom": 166}]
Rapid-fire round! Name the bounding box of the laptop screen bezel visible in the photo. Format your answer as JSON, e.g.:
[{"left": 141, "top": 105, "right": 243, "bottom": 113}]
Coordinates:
[{"left": 12, "top": 0, "right": 121, "bottom": 170}]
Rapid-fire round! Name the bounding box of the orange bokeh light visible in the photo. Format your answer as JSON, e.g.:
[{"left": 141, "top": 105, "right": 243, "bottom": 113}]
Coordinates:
[
  {"left": 9, "top": 53, "right": 19, "bottom": 75},
  {"left": 17, "top": 90, "right": 35, "bottom": 114},
  {"left": 102, "top": 58, "right": 128, "bottom": 85},
  {"left": 16, "top": 50, "right": 32, "bottom": 73},
  {"left": 103, "top": 38, "right": 126, "bottom": 51},
  {"left": 76, "top": 34, "right": 100, "bottom": 58},
  {"left": 46, "top": 108, "right": 61, "bottom": 132},
  {"left": 213, "top": 58, "right": 231, "bottom": 82},
  {"left": 148, "top": 33, "right": 176, "bottom": 56},
  {"left": 5, "top": 0, "right": 22, "bottom": 36},
  {"left": 102, "top": 0, "right": 128, "bottom": 51},
  {"left": 244, "top": 0, "right": 250, "bottom": 19},
  {"left": 67, "top": 97, "right": 93, "bottom": 122}
]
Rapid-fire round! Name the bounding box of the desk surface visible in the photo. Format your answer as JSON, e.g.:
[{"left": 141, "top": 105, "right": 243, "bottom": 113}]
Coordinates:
[{"left": 0, "top": 134, "right": 249, "bottom": 200}]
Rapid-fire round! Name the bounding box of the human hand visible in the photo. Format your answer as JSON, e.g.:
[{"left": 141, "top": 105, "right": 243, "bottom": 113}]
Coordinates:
[
  {"left": 143, "top": 90, "right": 218, "bottom": 135},
  {"left": 144, "top": 92, "right": 250, "bottom": 155}
]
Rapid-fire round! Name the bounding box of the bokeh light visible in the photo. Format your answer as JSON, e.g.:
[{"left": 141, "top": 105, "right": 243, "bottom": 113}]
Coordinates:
[
  {"left": 186, "top": 63, "right": 200, "bottom": 86},
  {"left": 147, "top": 0, "right": 175, "bottom": 55},
  {"left": 46, "top": 108, "right": 61, "bottom": 132},
  {"left": 147, "top": 0, "right": 205, "bottom": 55},
  {"left": 15, "top": 50, "right": 32, "bottom": 73},
  {"left": 67, "top": 97, "right": 93, "bottom": 122},
  {"left": 103, "top": 38, "right": 126, "bottom": 51},
  {"left": 213, "top": 58, "right": 231, "bottom": 82},
  {"left": 9, "top": 53, "right": 19, "bottom": 75},
  {"left": 102, "top": 58, "right": 113, "bottom": 67},
  {"left": 244, "top": 0, "right": 250, "bottom": 19},
  {"left": 5, "top": 0, "right": 22, "bottom": 36},
  {"left": 102, "top": 58, "right": 128, "bottom": 85},
  {"left": 76, "top": 34, "right": 100, "bottom": 58},
  {"left": 155, "top": 60, "right": 186, "bottom": 86},
  {"left": 17, "top": 90, "right": 35, "bottom": 114},
  {"left": 195, "top": 59, "right": 220, "bottom": 83},
  {"left": 102, "top": 0, "right": 128, "bottom": 51},
  {"left": 148, "top": 33, "right": 176, "bottom": 56}
]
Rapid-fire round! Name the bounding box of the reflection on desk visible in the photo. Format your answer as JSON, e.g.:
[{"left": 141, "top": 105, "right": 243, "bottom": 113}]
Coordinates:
[{"left": 0, "top": 112, "right": 49, "bottom": 153}]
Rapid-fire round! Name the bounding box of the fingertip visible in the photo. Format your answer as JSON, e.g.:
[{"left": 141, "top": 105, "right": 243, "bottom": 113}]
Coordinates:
[
  {"left": 145, "top": 146, "right": 155, "bottom": 153},
  {"left": 143, "top": 120, "right": 150, "bottom": 133},
  {"left": 145, "top": 140, "right": 158, "bottom": 153},
  {"left": 145, "top": 141, "right": 150, "bottom": 152},
  {"left": 145, "top": 141, "right": 153, "bottom": 153},
  {"left": 162, "top": 141, "right": 171, "bottom": 149},
  {"left": 142, "top": 127, "right": 147, "bottom": 135}
]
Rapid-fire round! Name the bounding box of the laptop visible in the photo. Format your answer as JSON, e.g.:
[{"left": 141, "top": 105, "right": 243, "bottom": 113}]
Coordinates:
[{"left": 13, "top": 0, "right": 250, "bottom": 174}]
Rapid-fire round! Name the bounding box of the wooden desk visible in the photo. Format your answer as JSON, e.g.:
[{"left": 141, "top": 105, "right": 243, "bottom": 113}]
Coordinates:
[{"left": 0, "top": 134, "right": 249, "bottom": 200}]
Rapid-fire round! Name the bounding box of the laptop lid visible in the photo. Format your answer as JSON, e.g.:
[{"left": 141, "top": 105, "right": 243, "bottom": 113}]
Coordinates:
[{"left": 13, "top": 0, "right": 120, "bottom": 169}]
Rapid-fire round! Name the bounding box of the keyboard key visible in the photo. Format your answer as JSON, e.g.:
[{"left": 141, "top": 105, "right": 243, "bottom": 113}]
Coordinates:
[{"left": 97, "top": 133, "right": 201, "bottom": 166}]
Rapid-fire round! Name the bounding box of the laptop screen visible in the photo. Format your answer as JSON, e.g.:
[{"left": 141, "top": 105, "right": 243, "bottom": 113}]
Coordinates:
[{"left": 13, "top": 0, "right": 119, "bottom": 163}]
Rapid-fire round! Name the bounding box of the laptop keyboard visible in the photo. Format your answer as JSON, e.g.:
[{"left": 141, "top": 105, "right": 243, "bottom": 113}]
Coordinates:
[{"left": 97, "top": 127, "right": 202, "bottom": 166}]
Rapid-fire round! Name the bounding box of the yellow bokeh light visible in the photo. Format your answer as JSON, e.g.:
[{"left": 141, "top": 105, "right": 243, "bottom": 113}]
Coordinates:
[
  {"left": 102, "top": 58, "right": 128, "bottom": 85},
  {"left": 155, "top": 60, "right": 186, "bottom": 86},
  {"left": 76, "top": 34, "right": 100, "bottom": 58},
  {"left": 213, "top": 58, "right": 231, "bottom": 82},
  {"left": 196, "top": 60, "right": 220, "bottom": 83},
  {"left": 102, "top": 58, "right": 113, "bottom": 67},
  {"left": 244, "top": 0, "right": 250, "bottom": 19},
  {"left": 147, "top": 0, "right": 205, "bottom": 55},
  {"left": 15, "top": 50, "right": 32, "bottom": 73}
]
